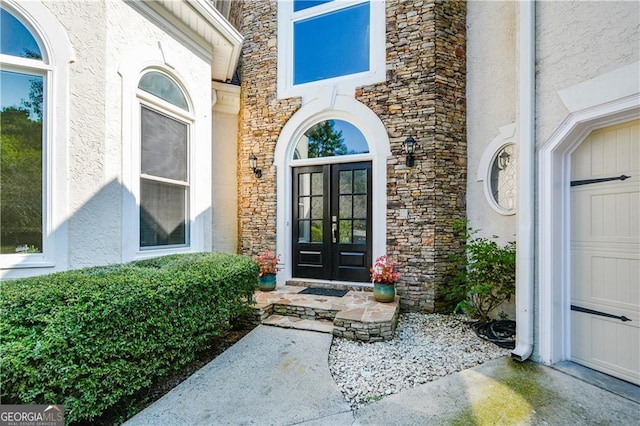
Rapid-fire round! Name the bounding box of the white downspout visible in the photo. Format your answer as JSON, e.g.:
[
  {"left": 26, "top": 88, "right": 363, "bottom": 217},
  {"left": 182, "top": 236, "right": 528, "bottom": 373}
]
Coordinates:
[{"left": 511, "top": 0, "right": 535, "bottom": 362}]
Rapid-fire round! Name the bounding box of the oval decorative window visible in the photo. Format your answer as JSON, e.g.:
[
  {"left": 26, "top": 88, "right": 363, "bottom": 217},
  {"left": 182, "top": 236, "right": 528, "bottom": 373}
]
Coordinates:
[
  {"left": 489, "top": 143, "right": 517, "bottom": 213},
  {"left": 293, "top": 119, "right": 369, "bottom": 160}
]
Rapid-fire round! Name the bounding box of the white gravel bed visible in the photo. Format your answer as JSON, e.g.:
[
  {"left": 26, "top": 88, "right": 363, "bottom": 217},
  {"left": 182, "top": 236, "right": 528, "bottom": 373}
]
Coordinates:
[{"left": 328, "top": 313, "right": 511, "bottom": 408}]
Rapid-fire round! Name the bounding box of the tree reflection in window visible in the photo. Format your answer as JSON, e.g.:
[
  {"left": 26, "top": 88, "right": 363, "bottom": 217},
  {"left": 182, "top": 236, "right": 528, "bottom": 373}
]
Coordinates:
[
  {"left": 1, "top": 6, "right": 45, "bottom": 254},
  {"left": 293, "top": 119, "right": 369, "bottom": 160}
]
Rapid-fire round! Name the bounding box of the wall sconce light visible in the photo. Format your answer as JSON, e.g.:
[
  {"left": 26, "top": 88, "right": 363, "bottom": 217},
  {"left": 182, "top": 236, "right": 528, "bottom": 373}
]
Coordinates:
[
  {"left": 249, "top": 154, "right": 262, "bottom": 178},
  {"left": 497, "top": 147, "right": 511, "bottom": 170},
  {"left": 402, "top": 136, "right": 418, "bottom": 167}
]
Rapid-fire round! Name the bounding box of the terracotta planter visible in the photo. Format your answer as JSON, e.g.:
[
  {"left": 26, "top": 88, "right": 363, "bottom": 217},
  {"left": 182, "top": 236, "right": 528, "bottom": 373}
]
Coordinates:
[
  {"left": 258, "top": 273, "right": 277, "bottom": 291},
  {"left": 373, "top": 282, "right": 395, "bottom": 303}
]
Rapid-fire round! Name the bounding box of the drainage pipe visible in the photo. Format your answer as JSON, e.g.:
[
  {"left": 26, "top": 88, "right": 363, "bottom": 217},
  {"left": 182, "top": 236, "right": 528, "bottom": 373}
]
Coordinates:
[{"left": 511, "top": 0, "right": 535, "bottom": 362}]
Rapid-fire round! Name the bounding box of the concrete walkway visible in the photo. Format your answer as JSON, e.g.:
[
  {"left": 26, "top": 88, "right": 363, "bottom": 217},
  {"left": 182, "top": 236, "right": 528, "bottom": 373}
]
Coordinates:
[{"left": 126, "top": 325, "right": 640, "bottom": 426}]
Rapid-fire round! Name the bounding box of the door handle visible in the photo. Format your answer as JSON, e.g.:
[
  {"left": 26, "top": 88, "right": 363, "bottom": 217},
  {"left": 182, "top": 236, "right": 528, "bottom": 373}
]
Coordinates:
[
  {"left": 332, "top": 223, "right": 337, "bottom": 243},
  {"left": 571, "top": 305, "right": 632, "bottom": 322}
]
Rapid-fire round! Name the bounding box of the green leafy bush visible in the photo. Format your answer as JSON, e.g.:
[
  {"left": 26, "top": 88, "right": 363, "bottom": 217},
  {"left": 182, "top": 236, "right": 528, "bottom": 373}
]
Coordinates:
[
  {"left": 0, "top": 252, "right": 258, "bottom": 424},
  {"left": 447, "top": 220, "right": 516, "bottom": 321}
]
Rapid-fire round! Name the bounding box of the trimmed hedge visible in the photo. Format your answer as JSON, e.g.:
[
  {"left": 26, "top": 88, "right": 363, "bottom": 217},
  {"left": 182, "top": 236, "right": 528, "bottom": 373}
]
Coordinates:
[{"left": 0, "top": 252, "right": 258, "bottom": 424}]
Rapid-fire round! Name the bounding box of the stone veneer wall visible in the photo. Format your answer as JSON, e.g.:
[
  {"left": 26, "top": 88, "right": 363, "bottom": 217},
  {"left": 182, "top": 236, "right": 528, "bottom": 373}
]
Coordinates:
[
  {"left": 232, "top": 0, "right": 301, "bottom": 256},
  {"left": 231, "top": 0, "right": 466, "bottom": 312},
  {"left": 432, "top": 1, "right": 467, "bottom": 311}
]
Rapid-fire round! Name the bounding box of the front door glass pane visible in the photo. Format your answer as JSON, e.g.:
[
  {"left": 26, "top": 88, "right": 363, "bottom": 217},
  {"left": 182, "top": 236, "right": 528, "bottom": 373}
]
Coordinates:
[
  {"left": 311, "top": 197, "right": 323, "bottom": 217},
  {"left": 339, "top": 220, "right": 351, "bottom": 243},
  {"left": 353, "top": 195, "right": 367, "bottom": 218},
  {"left": 299, "top": 173, "right": 311, "bottom": 196},
  {"left": 312, "top": 172, "right": 323, "bottom": 195},
  {"left": 298, "top": 197, "right": 311, "bottom": 220},
  {"left": 298, "top": 221, "right": 310, "bottom": 243},
  {"left": 337, "top": 168, "right": 368, "bottom": 244},
  {"left": 339, "top": 195, "right": 352, "bottom": 218},
  {"left": 311, "top": 220, "right": 323, "bottom": 243},
  {"left": 297, "top": 172, "right": 323, "bottom": 243},
  {"left": 353, "top": 219, "right": 366, "bottom": 244},
  {"left": 353, "top": 169, "right": 367, "bottom": 193}
]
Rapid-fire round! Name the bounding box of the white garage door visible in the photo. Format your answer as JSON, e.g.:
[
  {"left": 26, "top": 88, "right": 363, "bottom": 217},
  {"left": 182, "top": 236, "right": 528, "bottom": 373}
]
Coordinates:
[{"left": 570, "top": 119, "right": 640, "bottom": 385}]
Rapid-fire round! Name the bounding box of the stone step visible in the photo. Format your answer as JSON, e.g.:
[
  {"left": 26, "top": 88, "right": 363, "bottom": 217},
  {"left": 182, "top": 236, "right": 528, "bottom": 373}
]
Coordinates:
[
  {"left": 253, "top": 285, "right": 400, "bottom": 341},
  {"left": 262, "top": 314, "right": 334, "bottom": 334}
]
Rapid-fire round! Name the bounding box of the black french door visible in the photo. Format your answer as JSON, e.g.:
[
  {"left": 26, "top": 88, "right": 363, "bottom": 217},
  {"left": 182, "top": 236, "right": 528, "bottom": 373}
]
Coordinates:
[{"left": 292, "top": 162, "right": 372, "bottom": 282}]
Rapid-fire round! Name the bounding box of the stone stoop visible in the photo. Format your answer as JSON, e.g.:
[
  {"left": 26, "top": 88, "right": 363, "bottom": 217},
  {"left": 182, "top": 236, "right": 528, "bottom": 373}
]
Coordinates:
[
  {"left": 262, "top": 315, "right": 335, "bottom": 333},
  {"left": 252, "top": 285, "right": 400, "bottom": 342}
]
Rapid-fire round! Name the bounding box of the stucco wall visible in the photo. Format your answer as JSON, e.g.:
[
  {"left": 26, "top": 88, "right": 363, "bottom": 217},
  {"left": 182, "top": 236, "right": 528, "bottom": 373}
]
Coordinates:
[
  {"left": 466, "top": 0, "right": 517, "bottom": 244},
  {"left": 467, "top": 1, "right": 639, "bottom": 233},
  {"left": 40, "top": 0, "right": 213, "bottom": 270},
  {"left": 466, "top": 1, "right": 639, "bottom": 349},
  {"left": 212, "top": 83, "right": 240, "bottom": 253},
  {"left": 43, "top": 1, "right": 114, "bottom": 268},
  {"left": 536, "top": 1, "right": 640, "bottom": 145}
]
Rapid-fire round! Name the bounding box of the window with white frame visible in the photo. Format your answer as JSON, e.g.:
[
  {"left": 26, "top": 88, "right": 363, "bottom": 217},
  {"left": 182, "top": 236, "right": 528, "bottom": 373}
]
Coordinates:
[
  {"left": 278, "top": 0, "right": 386, "bottom": 98},
  {"left": 137, "top": 71, "right": 191, "bottom": 249},
  {"left": 0, "top": 6, "right": 47, "bottom": 255}
]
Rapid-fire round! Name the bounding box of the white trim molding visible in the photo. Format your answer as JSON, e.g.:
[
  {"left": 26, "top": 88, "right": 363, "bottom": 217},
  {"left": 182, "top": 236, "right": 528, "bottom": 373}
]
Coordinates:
[
  {"left": 211, "top": 81, "right": 240, "bottom": 114},
  {"left": 559, "top": 61, "right": 640, "bottom": 114},
  {"left": 538, "top": 91, "right": 640, "bottom": 365},
  {"left": 274, "top": 95, "right": 391, "bottom": 284}
]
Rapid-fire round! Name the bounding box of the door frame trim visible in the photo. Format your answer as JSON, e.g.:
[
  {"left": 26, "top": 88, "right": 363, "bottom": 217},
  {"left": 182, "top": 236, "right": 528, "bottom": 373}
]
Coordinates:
[
  {"left": 274, "top": 95, "right": 391, "bottom": 285},
  {"left": 538, "top": 94, "right": 639, "bottom": 365}
]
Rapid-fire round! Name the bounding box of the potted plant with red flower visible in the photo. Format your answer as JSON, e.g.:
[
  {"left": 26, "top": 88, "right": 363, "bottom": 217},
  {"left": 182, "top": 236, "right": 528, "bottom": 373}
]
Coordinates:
[
  {"left": 254, "top": 249, "right": 281, "bottom": 291},
  {"left": 370, "top": 254, "right": 400, "bottom": 302}
]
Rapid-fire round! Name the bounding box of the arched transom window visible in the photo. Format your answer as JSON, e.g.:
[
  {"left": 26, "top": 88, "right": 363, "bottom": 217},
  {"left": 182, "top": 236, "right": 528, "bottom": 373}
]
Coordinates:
[{"left": 293, "top": 119, "right": 369, "bottom": 160}]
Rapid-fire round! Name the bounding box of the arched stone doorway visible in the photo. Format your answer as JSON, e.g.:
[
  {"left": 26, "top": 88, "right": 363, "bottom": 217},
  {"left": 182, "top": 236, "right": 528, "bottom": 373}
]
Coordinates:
[{"left": 274, "top": 95, "right": 391, "bottom": 285}]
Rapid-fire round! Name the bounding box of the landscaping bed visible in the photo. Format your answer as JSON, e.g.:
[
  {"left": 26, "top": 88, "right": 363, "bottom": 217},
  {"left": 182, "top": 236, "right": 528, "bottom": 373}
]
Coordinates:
[
  {"left": 0, "top": 253, "right": 258, "bottom": 424},
  {"left": 329, "top": 313, "right": 511, "bottom": 408}
]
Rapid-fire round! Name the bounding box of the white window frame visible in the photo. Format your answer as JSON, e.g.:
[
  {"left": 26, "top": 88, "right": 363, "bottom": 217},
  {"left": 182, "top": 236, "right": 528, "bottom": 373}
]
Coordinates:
[
  {"left": 137, "top": 84, "right": 193, "bottom": 250},
  {"left": 126, "top": 68, "right": 197, "bottom": 258},
  {"left": 277, "top": 0, "right": 386, "bottom": 100},
  {"left": 120, "top": 43, "right": 211, "bottom": 262},
  {"left": 0, "top": 1, "right": 72, "bottom": 277}
]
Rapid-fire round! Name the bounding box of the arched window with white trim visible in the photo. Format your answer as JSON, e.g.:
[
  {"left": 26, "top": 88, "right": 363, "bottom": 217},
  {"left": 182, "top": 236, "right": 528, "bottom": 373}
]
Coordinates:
[
  {"left": 136, "top": 70, "right": 193, "bottom": 249},
  {"left": 1, "top": 2, "right": 71, "bottom": 276},
  {"left": 0, "top": 7, "right": 47, "bottom": 256}
]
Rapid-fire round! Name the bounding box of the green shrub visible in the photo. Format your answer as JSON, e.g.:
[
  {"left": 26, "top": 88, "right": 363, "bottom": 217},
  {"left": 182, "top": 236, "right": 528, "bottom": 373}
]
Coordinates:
[
  {"left": 0, "top": 252, "right": 258, "bottom": 424},
  {"left": 447, "top": 220, "right": 516, "bottom": 321}
]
